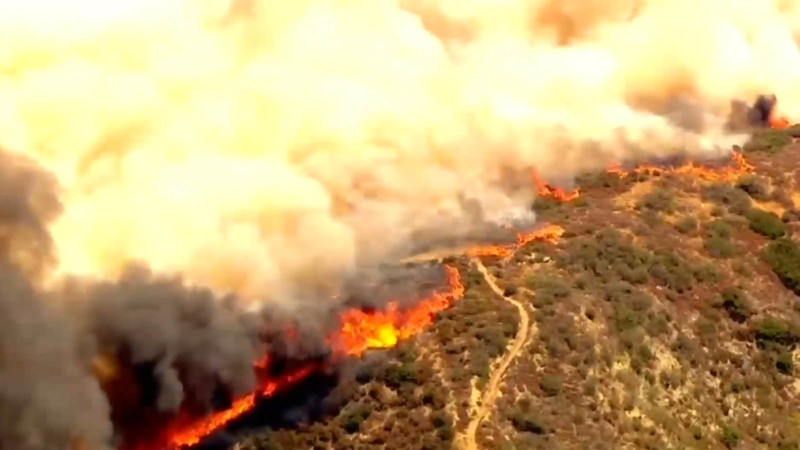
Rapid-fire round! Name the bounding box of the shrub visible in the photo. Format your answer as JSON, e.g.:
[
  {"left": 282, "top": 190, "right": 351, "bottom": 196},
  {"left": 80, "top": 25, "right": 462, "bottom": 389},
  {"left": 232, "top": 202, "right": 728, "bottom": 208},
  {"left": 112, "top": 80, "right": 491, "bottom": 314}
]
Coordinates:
[
  {"left": 540, "top": 374, "right": 563, "bottom": 396},
  {"left": 702, "top": 184, "right": 752, "bottom": 215},
  {"left": 639, "top": 188, "right": 676, "bottom": 212},
  {"left": 382, "top": 362, "right": 419, "bottom": 388},
  {"left": 511, "top": 412, "right": 545, "bottom": 434},
  {"left": 503, "top": 285, "right": 518, "bottom": 296},
  {"left": 736, "top": 174, "right": 770, "bottom": 200},
  {"left": 747, "top": 208, "right": 786, "bottom": 239},
  {"left": 744, "top": 128, "right": 792, "bottom": 154},
  {"left": 717, "top": 288, "right": 752, "bottom": 323},
  {"left": 676, "top": 216, "right": 698, "bottom": 234},
  {"left": 777, "top": 352, "right": 794, "bottom": 375},
  {"left": 648, "top": 252, "right": 694, "bottom": 293},
  {"left": 528, "top": 276, "right": 571, "bottom": 306},
  {"left": 720, "top": 425, "right": 741, "bottom": 448},
  {"left": 755, "top": 318, "right": 799, "bottom": 348},
  {"left": 561, "top": 229, "right": 651, "bottom": 283},
  {"left": 693, "top": 264, "right": 718, "bottom": 283},
  {"left": 707, "top": 219, "right": 733, "bottom": 239},
  {"left": 763, "top": 238, "right": 800, "bottom": 295},
  {"left": 341, "top": 403, "right": 371, "bottom": 434},
  {"left": 706, "top": 236, "right": 736, "bottom": 258}
]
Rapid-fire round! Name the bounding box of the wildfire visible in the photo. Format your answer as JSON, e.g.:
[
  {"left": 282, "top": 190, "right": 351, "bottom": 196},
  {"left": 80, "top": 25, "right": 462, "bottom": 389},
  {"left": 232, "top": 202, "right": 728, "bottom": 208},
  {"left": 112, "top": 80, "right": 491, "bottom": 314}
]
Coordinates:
[
  {"left": 769, "top": 113, "right": 790, "bottom": 130},
  {"left": 605, "top": 150, "right": 753, "bottom": 182},
  {"left": 145, "top": 265, "right": 464, "bottom": 449},
  {"left": 530, "top": 168, "right": 580, "bottom": 202},
  {"left": 334, "top": 265, "right": 464, "bottom": 356},
  {"left": 128, "top": 225, "right": 566, "bottom": 449},
  {"left": 466, "top": 224, "right": 565, "bottom": 260},
  {"left": 162, "top": 364, "right": 317, "bottom": 449}
]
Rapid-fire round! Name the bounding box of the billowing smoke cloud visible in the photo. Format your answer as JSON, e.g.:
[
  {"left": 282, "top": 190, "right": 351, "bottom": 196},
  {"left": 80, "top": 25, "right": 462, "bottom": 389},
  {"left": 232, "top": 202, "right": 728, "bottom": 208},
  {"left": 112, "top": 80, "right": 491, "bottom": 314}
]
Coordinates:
[
  {"left": 66, "top": 264, "right": 263, "bottom": 413},
  {"left": 3, "top": 0, "right": 797, "bottom": 305},
  {"left": 1, "top": 0, "right": 800, "bottom": 446},
  {"left": 0, "top": 149, "right": 111, "bottom": 450}
]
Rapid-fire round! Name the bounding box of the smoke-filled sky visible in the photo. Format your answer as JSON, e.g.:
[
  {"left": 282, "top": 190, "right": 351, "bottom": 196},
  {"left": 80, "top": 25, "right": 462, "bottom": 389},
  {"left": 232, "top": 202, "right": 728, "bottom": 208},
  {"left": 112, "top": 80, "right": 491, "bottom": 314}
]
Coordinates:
[{"left": 1, "top": 0, "right": 800, "bottom": 303}]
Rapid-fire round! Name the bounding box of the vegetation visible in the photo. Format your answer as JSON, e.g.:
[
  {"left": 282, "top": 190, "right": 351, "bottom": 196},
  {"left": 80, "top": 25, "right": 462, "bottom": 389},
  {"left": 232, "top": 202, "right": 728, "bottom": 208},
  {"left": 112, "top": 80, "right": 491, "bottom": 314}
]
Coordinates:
[
  {"left": 736, "top": 174, "right": 770, "bottom": 200},
  {"left": 705, "top": 219, "right": 737, "bottom": 258},
  {"left": 638, "top": 188, "right": 675, "bottom": 213},
  {"left": 675, "top": 216, "right": 698, "bottom": 234},
  {"left": 717, "top": 287, "right": 752, "bottom": 323},
  {"left": 747, "top": 208, "right": 786, "bottom": 239},
  {"left": 238, "top": 143, "right": 800, "bottom": 450},
  {"left": 744, "top": 128, "right": 793, "bottom": 154},
  {"left": 702, "top": 183, "right": 752, "bottom": 215},
  {"left": 764, "top": 238, "right": 800, "bottom": 295}
]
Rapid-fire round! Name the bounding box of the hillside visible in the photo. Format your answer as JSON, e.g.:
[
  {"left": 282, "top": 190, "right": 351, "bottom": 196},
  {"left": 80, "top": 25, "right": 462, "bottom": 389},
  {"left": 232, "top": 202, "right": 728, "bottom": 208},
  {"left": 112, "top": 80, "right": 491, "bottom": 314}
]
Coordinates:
[{"left": 233, "top": 127, "right": 800, "bottom": 450}]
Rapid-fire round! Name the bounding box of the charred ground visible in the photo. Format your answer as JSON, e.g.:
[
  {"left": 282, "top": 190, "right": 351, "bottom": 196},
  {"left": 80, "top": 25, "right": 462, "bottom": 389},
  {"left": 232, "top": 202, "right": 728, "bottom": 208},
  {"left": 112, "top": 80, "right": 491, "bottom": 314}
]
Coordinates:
[{"left": 232, "top": 127, "right": 800, "bottom": 450}]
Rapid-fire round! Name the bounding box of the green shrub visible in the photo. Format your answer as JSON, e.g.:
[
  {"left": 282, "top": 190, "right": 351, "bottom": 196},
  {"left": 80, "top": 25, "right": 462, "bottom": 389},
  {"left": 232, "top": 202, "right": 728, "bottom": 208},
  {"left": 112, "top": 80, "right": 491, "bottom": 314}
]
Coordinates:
[
  {"left": 755, "top": 318, "right": 798, "bottom": 348},
  {"left": 717, "top": 288, "right": 752, "bottom": 323},
  {"left": 511, "top": 412, "right": 545, "bottom": 434},
  {"left": 763, "top": 238, "right": 800, "bottom": 295},
  {"left": 540, "top": 374, "right": 563, "bottom": 396},
  {"left": 648, "top": 253, "right": 694, "bottom": 293},
  {"left": 744, "top": 128, "right": 792, "bottom": 154},
  {"left": 736, "top": 175, "right": 770, "bottom": 200},
  {"left": 707, "top": 219, "right": 733, "bottom": 239},
  {"left": 702, "top": 184, "right": 752, "bottom": 215},
  {"left": 692, "top": 264, "right": 718, "bottom": 283},
  {"left": 560, "top": 229, "right": 651, "bottom": 283},
  {"left": 639, "top": 188, "right": 676, "bottom": 212},
  {"left": 777, "top": 352, "right": 794, "bottom": 375},
  {"left": 675, "top": 216, "right": 698, "bottom": 234},
  {"left": 747, "top": 208, "right": 786, "bottom": 239},
  {"left": 341, "top": 403, "right": 371, "bottom": 433},
  {"left": 720, "top": 425, "right": 741, "bottom": 448},
  {"left": 706, "top": 236, "right": 736, "bottom": 258},
  {"left": 382, "top": 362, "right": 419, "bottom": 388}
]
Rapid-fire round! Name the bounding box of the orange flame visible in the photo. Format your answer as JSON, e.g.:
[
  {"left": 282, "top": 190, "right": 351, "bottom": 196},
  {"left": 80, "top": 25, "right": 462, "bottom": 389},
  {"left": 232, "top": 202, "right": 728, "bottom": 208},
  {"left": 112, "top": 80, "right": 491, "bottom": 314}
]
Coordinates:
[
  {"left": 129, "top": 224, "right": 565, "bottom": 449},
  {"left": 466, "top": 224, "right": 564, "bottom": 260},
  {"left": 530, "top": 168, "right": 580, "bottom": 202},
  {"left": 604, "top": 150, "right": 753, "bottom": 182},
  {"left": 769, "top": 113, "right": 790, "bottom": 130},
  {"left": 333, "top": 265, "right": 464, "bottom": 356},
  {"left": 163, "top": 364, "right": 317, "bottom": 449},
  {"left": 145, "top": 265, "right": 464, "bottom": 449}
]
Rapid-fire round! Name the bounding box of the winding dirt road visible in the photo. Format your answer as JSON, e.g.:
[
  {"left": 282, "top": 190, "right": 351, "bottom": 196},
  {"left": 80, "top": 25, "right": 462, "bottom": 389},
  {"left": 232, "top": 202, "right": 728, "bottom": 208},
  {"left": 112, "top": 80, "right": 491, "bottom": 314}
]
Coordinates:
[{"left": 457, "top": 258, "right": 531, "bottom": 450}]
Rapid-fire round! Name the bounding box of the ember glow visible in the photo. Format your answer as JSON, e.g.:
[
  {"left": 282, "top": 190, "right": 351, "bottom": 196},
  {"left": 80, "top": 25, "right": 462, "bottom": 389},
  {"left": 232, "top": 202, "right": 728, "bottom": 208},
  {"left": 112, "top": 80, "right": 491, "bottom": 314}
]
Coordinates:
[
  {"left": 605, "top": 150, "right": 753, "bottom": 182},
  {"left": 531, "top": 169, "right": 580, "bottom": 203}
]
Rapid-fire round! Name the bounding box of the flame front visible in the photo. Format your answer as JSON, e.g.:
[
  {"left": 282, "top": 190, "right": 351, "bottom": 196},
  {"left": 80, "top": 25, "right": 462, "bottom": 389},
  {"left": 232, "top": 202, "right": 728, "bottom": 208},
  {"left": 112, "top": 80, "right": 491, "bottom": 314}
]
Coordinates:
[
  {"left": 605, "top": 150, "right": 753, "bottom": 181},
  {"left": 143, "top": 265, "right": 464, "bottom": 449},
  {"left": 466, "top": 224, "right": 564, "bottom": 260},
  {"left": 162, "top": 364, "right": 316, "bottom": 449},
  {"left": 530, "top": 168, "right": 580, "bottom": 202},
  {"left": 334, "top": 265, "right": 464, "bottom": 356}
]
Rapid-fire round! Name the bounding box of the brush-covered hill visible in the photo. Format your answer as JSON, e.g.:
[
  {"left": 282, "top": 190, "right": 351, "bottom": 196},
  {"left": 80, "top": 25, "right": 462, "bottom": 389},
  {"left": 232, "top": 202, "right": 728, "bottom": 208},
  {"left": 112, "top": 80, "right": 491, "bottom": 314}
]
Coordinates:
[{"left": 235, "top": 127, "right": 800, "bottom": 450}]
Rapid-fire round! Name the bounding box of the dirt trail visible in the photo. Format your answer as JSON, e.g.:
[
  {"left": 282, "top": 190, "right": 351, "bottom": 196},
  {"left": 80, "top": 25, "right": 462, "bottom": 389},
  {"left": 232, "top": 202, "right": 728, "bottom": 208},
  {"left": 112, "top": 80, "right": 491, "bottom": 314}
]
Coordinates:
[{"left": 457, "top": 258, "right": 531, "bottom": 450}]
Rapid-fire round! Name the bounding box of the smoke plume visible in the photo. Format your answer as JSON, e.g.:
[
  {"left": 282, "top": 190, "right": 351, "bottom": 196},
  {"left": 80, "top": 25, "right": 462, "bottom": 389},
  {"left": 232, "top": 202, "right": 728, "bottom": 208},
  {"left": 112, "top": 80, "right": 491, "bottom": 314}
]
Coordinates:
[
  {"left": 1, "top": 0, "right": 800, "bottom": 446},
  {"left": 0, "top": 149, "right": 111, "bottom": 450},
  {"left": 3, "top": 0, "right": 798, "bottom": 304}
]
